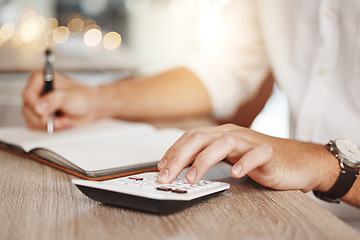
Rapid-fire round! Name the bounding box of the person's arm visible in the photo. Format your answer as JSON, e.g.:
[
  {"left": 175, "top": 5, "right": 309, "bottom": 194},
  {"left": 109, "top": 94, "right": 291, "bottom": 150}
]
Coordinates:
[
  {"left": 22, "top": 67, "right": 212, "bottom": 131},
  {"left": 95, "top": 67, "right": 211, "bottom": 120},
  {"left": 156, "top": 124, "right": 360, "bottom": 208}
]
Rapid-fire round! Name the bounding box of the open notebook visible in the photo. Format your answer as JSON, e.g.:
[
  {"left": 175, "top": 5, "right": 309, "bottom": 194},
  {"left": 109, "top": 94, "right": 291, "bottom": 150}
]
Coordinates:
[{"left": 0, "top": 119, "right": 184, "bottom": 180}]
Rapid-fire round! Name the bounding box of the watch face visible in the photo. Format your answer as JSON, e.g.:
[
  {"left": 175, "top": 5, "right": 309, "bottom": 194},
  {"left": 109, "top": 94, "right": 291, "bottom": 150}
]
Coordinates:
[{"left": 335, "top": 139, "right": 360, "bottom": 165}]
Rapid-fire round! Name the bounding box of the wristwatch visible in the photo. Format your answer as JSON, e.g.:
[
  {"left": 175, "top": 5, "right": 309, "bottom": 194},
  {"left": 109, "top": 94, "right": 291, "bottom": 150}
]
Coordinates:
[{"left": 313, "top": 139, "right": 360, "bottom": 203}]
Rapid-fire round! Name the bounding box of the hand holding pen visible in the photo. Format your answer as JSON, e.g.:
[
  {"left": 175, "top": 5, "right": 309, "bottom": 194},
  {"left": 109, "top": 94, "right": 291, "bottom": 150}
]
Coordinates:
[
  {"left": 22, "top": 51, "right": 101, "bottom": 132},
  {"left": 43, "top": 49, "right": 55, "bottom": 134}
]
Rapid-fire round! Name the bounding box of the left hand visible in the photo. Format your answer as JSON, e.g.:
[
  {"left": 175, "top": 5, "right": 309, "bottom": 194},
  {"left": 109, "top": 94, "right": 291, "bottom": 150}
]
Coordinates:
[
  {"left": 22, "top": 70, "right": 101, "bottom": 131},
  {"left": 157, "top": 124, "right": 338, "bottom": 193}
]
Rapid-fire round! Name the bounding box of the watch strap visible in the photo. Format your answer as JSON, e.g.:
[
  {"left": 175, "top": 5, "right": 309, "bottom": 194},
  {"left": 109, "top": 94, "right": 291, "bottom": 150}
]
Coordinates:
[{"left": 313, "top": 165, "right": 359, "bottom": 203}]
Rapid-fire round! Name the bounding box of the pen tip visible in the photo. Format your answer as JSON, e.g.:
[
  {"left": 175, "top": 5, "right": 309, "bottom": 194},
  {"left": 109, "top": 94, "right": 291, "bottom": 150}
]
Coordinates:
[{"left": 46, "top": 49, "right": 51, "bottom": 56}]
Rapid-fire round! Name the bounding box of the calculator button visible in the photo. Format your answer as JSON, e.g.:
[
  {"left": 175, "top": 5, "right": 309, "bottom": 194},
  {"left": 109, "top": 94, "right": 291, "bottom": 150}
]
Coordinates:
[
  {"left": 156, "top": 186, "right": 172, "bottom": 191},
  {"left": 171, "top": 189, "right": 187, "bottom": 194},
  {"left": 129, "top": 177, "right": 143, "bottom": 181}
]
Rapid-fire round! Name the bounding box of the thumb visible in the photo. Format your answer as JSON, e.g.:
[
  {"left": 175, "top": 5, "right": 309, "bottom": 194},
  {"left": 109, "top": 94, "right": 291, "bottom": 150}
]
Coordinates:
[
  {"left": 231, "top": 144, "right": 277, "bottom": 181},
  {"left": 35, "top": 90, "right": 65, "bottom": 117}
]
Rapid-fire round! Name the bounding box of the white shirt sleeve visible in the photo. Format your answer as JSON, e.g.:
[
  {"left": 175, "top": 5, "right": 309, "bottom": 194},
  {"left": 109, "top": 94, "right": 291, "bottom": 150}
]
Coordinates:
[{"left": 183, "top": 0, "right": 269, "bottom": 120}]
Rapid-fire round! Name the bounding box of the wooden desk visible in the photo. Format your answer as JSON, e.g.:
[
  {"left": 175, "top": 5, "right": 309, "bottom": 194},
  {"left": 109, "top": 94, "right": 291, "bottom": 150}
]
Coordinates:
[{"left": 1, "top": 105, "right": 359, "bottom": 240}]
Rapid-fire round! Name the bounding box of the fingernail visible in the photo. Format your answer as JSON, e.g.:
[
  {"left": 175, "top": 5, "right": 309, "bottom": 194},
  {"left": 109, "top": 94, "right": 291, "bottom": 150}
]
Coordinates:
[
  {"left": 232, "top": 164, "right": 242, "bottom": 175},
  {"left": 158, "top": 169, "right": 169, "bottom": 180},
  {"left": 186, "top": 167, "right": 197, "bottom": 181},
  {"left": 157, "top": 159, "right": 167, "bottom": 169},
  {"left": 36, "top": 101, "right": 48, "bottom": 114}
]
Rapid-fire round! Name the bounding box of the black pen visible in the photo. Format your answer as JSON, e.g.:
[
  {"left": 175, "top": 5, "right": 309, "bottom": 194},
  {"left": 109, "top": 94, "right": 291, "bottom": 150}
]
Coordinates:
[{"left": 43, "top": 49, "right": 55, "bottom": 134}]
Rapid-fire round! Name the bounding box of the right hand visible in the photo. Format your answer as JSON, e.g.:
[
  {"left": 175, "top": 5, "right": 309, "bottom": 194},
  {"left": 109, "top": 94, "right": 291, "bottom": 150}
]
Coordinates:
[
  {"left": 157, "top": 124, "right": 337, "bottom": 194},
  {"left": 22, "top": 70, "right": 101, "bottom": 131}
]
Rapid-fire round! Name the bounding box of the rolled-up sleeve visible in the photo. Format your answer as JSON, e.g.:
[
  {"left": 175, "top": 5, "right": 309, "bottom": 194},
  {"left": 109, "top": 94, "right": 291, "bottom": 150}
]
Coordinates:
[{"left": 184, "top": 0, "right": 269, "bottom": 120}]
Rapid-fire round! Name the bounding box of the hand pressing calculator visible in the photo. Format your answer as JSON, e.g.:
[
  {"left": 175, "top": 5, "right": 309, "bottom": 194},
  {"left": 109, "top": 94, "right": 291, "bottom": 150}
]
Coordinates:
[{"left": 72, "top": 172, "right": 230, "bottom": 214}]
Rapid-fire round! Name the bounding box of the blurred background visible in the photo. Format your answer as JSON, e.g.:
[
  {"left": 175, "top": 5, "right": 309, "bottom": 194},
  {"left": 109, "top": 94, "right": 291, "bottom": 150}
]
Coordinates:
[
  {"left": 0, "top": 0, "right": 213, "bottom": 73},
  {"left": 0, "top": 0, "right": 290, "bottom": 134},
  {"left": 0, "top": 0, "right": 208, "bottom": 118},
  {"left": 0, "top": 0, "right": 289, "bottom": 135}
]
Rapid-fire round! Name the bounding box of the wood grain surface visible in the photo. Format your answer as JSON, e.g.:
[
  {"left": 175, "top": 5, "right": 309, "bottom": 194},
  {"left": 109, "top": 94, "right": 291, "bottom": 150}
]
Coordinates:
[{"left": 1, "top": 103, "right": 360, "bottom": 240}]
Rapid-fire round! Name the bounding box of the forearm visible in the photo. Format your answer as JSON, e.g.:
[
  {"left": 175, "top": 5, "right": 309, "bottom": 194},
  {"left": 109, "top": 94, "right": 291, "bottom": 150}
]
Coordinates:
[{"left": 95, "top": 67, "right": 212, "bottom": 120}]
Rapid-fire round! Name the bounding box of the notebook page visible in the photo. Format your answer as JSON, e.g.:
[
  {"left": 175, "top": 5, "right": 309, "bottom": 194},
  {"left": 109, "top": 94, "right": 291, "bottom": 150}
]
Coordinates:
[
  {"left": 0, "top": 119, "right": 156, "bottom": 152},
  {"left": 44, "top": 128, "right": 184, "bottom": 172}
]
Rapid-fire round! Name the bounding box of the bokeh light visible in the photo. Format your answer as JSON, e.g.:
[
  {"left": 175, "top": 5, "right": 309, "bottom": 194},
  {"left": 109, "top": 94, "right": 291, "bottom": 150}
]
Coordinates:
[
  {"left": 11, "top": 31, "right": 23, "bottom": 48},
  {"left": 21, "top": 11, "right": 37, "bottom": 23},
  {"left": 84, "top": 28, "right": 102, "bottom": 47},
  {"left": 46, "top": 18, "right": 58, "bottom": 34},
  {"left": 83, "top": 23, "right": 101, "bottom": 34},
  {"left": 68, "top": 18, "right": 84, "bottom": 35},
  {"left": 0, "top": 10, "right": 121, "bottom": 51},
  {"left": 19, "top": 15, "right": 46, "bottom": 43},
  {"left": 103, "top": 31, "right": 121, "bottom": 50},
  {"left": 0, "top": 23, "right": 16, "bottom": 40},
  {"left": 53, "top": 26, "right": 70, "bottom": 44},
  {"left": 83, "top": 19, "right": 97, "bottom": 28},
  {"left": 66, "top": 13, "right": 84, "bottom": 24}
]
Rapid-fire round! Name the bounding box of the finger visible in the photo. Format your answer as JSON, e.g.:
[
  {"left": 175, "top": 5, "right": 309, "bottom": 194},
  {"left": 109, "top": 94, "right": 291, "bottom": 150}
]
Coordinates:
[
  {"left": 160, "top": 125, "right": 233, "bottom": 167},
  {"left": 231, "top": 144, "right": 276, "bottom": 181},
  {"left": 53, "top": 115, "right": 75, "bottom": 131},
  {"left": 161, "top": 128, "right": 208, "bottom": 162},
  {"left": 186, "top": 134, "right": 253, "bottom": 183},
  {"left": 157, "top": 129, "right": 216, "bottom": 183},
  {"left": 22, "top": 70, "right": 45, "bottom": 108},
  {"left": 159, "top": 129, "right": 206, "bottom": 171},
  {"left": 36, "top": 90, "right": 65, "bottom": 117},
  {"left": 22, "top": 105, "right": 47, "bottom": 130},
  {"left": 157, "top": 124, "right": 245, "bottom": 182}
]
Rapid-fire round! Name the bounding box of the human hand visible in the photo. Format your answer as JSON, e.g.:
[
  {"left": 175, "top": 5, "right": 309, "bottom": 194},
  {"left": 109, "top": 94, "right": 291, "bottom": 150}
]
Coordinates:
[
  {"left": 157, "top": 124, "right": 339, "bottom": 193},
  {"left": 22, "top": 70, "right": 101, "bottom": 131}
]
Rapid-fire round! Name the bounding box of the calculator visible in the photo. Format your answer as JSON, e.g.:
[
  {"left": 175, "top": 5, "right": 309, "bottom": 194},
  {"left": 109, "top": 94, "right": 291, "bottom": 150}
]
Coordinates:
[{"left": 72, "top": 172, "right": 230, "bottom": 214}]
